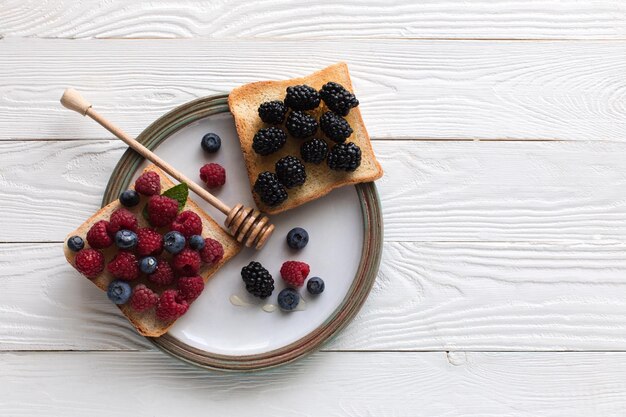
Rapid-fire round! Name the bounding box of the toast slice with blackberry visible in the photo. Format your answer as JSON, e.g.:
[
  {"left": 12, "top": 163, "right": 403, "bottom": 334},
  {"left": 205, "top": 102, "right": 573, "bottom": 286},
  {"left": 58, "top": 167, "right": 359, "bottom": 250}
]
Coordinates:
[
  {"left": 63, "top": 164, "right": 241, "bottom": 337},
  {"left": 228, "top": 62, "right": 383, "bottom": 215}
]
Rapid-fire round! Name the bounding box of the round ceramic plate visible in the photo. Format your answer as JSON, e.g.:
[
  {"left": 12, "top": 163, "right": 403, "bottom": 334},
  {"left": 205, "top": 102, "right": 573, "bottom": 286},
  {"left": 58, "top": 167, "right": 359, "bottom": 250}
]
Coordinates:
[{"left": 103, "top": 94, "right": 382, "bottom": 371}]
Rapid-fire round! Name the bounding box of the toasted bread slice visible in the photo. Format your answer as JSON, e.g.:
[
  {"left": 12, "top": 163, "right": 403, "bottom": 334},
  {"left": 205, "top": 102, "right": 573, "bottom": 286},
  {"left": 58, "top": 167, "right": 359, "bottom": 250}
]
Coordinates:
[
  {"left": 64, "top": 164, "right": 241, "bottom": 337},
  {"left": 228, "top": 62, "right": 383, "bottom": 215}
]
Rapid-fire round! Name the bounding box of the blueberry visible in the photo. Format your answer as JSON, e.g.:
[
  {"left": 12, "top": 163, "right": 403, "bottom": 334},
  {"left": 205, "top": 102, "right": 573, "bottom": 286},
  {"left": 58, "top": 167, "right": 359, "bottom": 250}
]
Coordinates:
[
  {"left": 201, "top": 133, "right": 221, "bottom": 154},
  {"left": 107, "top": 280, "right": 132, "bottom": 304},
  {"left": 67, "top": 235, "right": 84, "bottom": 252},
  {"left": 163, "top": 231, "right": 186, "bottom": 254},
  {"left": 286, "top": 227, "right": 309, "bottom": 250},
  {"left": 188, "top": 235, "right": 205, "bottom": 250},
  {"left": 307, "top": 277, "right": 325, "bottom": 295},
  {"left": 119, "top": 189, "right": 140, "bottom": 207},
  {"left": 115, "top": 229, "right": 138, "bottom": 250},
  {"left": 277, "top": 288, "right": 300, "bottom": 311},
  {"left": 139, "top": 256, "right": 158, "bottom": 274}
]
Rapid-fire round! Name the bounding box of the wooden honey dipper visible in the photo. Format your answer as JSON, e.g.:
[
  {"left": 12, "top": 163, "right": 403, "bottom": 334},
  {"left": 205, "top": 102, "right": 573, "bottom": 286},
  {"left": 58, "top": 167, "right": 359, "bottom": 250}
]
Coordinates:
[{"left": 60, "top": 88, "right": 274, "bottom": 249}]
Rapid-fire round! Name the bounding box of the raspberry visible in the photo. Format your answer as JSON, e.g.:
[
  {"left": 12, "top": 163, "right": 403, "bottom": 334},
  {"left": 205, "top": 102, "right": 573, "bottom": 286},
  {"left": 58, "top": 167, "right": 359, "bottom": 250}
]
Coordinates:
[
  {"left": 286, "top": 110, "right": 318, "bottom": 138},
  {"left": 200, "top": 238, "right": 224, "bottom": 265},
  {"left": 107, "top": 208, "right": 138, "bottom": 236},
  {"left": 129, "top": 284, "right": 158, "bottom": 312},
  {"left": 148, "top": 259, "right": 174, "bottom": 286},
  {"left": 170, "top": 210, "right": 203, "bottom": 238},
  {"left": 135, "top": 171, "right": 161, "bottom": 196},
  {"left": 74, "top": 248, "right": 105, "bottom": 278},
  {"left": 275, "top": 155, "right": 306, "bottom": 188},
  {"left": 258, "top": 100, "right": 288, "bottom": 124},
  {"left": 327, "top": 142, "right": 362, "bottom": 172},
  {"left": 177, "top": 276, "right": 205, "bottom": 302},
  {"left": 156, "top": 289, "right": 189, "bottom": 321},
  {"left": 172, "top": 248, "right": 201, "bottom": 276},
  {"left": 146, "top": 195, "right": 179, "bottom": 227},
  {"left": 252, "top": 127, "right": 287, "bottom": 156},
  {"left": 319, "top": 82, "right": 359, "bottom": 116},
  {"left": 285, "top": 85, "right": 321, "bottom": 110},
  {"left": 199, "top": 163, "right": 226, "bottom": 189},
  {"left": 253, "top": 171, "right": 288, "bottom": 207},
  {"left": 136, "top": 227, "right": 163, "bottom": 256},
  {"left": 107, "top": 252, "right": 139, "bottom": 281},
  {"left": 280, "top": 261, "right": 310, "bottom": 287},
  {"left": 86, "top": 220, "right": 113, "bottom": 249}
]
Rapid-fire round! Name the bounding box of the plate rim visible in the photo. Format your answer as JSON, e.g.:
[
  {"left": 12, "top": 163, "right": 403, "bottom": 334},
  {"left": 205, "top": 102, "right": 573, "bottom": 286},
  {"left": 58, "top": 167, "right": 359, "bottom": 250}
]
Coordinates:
[{"left": 102, "top": 93, "right": 383, "bottom": 371}]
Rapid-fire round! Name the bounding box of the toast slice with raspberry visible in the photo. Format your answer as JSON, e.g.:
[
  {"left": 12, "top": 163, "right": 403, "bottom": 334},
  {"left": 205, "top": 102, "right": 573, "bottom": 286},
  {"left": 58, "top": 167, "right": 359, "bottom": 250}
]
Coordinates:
[
  {"left": 228, "top": 62, "right": 383, "bottom": 215},
  {"left": 63, "top": 164, "right": 241, "bottom": 338}
]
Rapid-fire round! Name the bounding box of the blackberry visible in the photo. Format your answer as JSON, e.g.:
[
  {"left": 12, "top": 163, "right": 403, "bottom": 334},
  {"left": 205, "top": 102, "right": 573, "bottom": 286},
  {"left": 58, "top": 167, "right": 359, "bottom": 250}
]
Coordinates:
[
  {"left": 320, "top": 111, "right": 353, "bottom": 143},
  {"left": 258, "top": 100, "right": 287, "bottom": 124},
  {"left": 300, "top": 138, "right": 328, "bottom": 164},
  {"left": 319, "top": 82, "right": 359, "bottom": 116},
  {"left": 286, "top": 111, "right": 318, "bottom": 138},
  {"left": 252, "top": 127, "right": 287, "bottom": 155},
  {"left": 284, "top": 85, "right": 321, "bottom": 110},
  {"left": 327, "top": 142, "right": 362, "bottom": 171},
  {"left": 275, "top": 156, "right": 306, "bottom": 188},
  {"left": 253, "top": 172, "right": 288, "bottom": 206},
  {"left": 241, "top": 261, "right": 275, "bottom": 299}
]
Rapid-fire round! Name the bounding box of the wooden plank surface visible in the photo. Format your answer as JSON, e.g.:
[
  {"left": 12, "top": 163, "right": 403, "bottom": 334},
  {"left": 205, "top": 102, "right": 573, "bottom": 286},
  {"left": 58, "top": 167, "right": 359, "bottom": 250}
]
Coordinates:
[
  {"left": 2, "top": 38, "right": 626, "bottom": 141},
  {"left": 2, "top": 0, "right": 626, "bottom": 40},
  {"left": 2, "top": 351, "right": 625, "bottom": 416},
  {"left": 5, "top": 241, "right": 626, "bottom": 351},
  {"left": 5, "top": 139, "right": 626, "bottom": 243}
]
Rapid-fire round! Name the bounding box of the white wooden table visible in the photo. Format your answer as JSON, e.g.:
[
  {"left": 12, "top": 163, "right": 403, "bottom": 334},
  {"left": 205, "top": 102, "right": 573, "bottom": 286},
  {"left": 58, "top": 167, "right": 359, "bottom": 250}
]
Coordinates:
[{"left": 2, "top": 1, "right": 626, "bottom": 415}]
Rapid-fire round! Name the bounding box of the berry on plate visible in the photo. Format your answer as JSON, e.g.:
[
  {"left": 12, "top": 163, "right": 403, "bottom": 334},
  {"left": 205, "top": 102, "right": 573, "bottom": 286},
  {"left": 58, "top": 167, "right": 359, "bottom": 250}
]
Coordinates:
[
  {"left": 74, "top": 248, "right": 105, "bottom": 278},
  {"left": 286, "top": 227, "right": 309, "bottom": 250},
  {"left": 241, "top": 261, "right": 274, "bottom": 299},
  {"left": 199, "top": 163, "right": 226, "bottom": 188},
  {"left": 163, "top": 230, "right": 186, "bottom": 254},
  {"left": 177, "top": 276, "right": 205, "bottom": 302},
  {"left": 172, "top": 248, "right": 201, "bottom": 276},
  {"left": 253, "top": 171, "right": 288, "bottom": 207},
  {"left": 139, "top": 256, "right": 158, "bottom": 274},
  {"left": 280, "top": 261, "right": 310, "bottom": 287},
  {"left": 307, "top": 277, "right": 325, "bottom": 295},
  {"left": 188, "top": 235, "right": 205, "bottom": 250},
  {"left": 114, "top": 229, "right": 138, "bottom": 250},
  {"left": 86, "top": 220, "right": 113, "bottom": 249},
  {"left": 129, "top": 284, "right": 158, "bottom": 312},
  {"left": 135, "top": 171, "right": 161, "bottom": 196},
  {"left": 171, "top": 210, "right": 203, "bottom": 238},
  {"left": 277, "top": 288, "right": 300, "bottom": 312},
  {"left": 258, "top": 100, "right": 287, "bottom": 124},
  {"left": 67, "top": 235, "right": 84, "bottom": 252},
  {"left": 200, "top": 237, "right": 224, "bottom": 264},
  {"left": 156, "top": 289, "right": 189, "bottom": 321},
  {"left": 148, "top": 258, "right": 175, "bottom": 286},
  {"left": 275, "top": 156, "right": 306, "bottom": 189},
  {"left": 201, "top": 132, "right": 221, "bottom": 154},
  {"left": 146, "top": 195, "right": 179, "bottom": 227},
  {"left": 107, "top": 280, "right": 132, "bottom": 304},
  {"left": 107, "top": 252, "right": 139, "bottom": 281},
  {"left": 136, "top": 227, "right": 163, "bottom": 256},
  {"left": 119, "top": 189, "right": 140, "bottom": 207},
  {"left": 108, "top": 208, "right": 138, "bottom": 235}
]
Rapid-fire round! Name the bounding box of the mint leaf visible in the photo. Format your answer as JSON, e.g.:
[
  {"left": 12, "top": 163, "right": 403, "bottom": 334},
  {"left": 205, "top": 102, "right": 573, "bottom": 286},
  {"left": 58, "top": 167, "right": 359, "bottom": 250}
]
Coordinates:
[{"left": 162, "top": 182, "right": 188, "bottom": 212}]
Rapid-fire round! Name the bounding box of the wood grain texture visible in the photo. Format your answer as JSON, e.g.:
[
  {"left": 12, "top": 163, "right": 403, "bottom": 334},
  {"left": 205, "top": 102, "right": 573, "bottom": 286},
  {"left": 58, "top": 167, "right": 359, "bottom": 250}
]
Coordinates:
[
  {"left": 2, "top": 38, "right": 626, "bottom": 141},
  {"left": 2, "top": 0, "right": 626, "bottom": 40},
  {"left": 2, "top": 351, "right": 626, "bottom": 416},
  {"left": 6, "top": 140, "right": 626, "bottom": 243},
  {"left": 6, "top": 241, "right": 626, "bottom": 351}
]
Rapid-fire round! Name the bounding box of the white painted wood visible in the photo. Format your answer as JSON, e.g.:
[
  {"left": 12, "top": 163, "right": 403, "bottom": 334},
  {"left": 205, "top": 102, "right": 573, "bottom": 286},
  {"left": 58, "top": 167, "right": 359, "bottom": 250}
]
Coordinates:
[
  {"left": 6, "top": 241, "right": 626, "bottom": 351},
  {"left": 2, "top": 0, "right": 626, "bottom": 40},
  {"left": 2, "top": 38, "right": 626, "bottom": 141},
  {"left": 6, "top": 139, "right": 626, "bottom": 243},
  {"left": 2, "top": 351, "right": 626, "bottom": 416}
]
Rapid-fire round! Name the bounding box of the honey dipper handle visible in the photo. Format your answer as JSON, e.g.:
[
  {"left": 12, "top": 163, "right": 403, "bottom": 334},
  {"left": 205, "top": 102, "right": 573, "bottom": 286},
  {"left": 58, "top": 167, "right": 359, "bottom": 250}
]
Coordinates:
[{"left": 60, "top": 89, "right": 231, "bottom": 215}]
